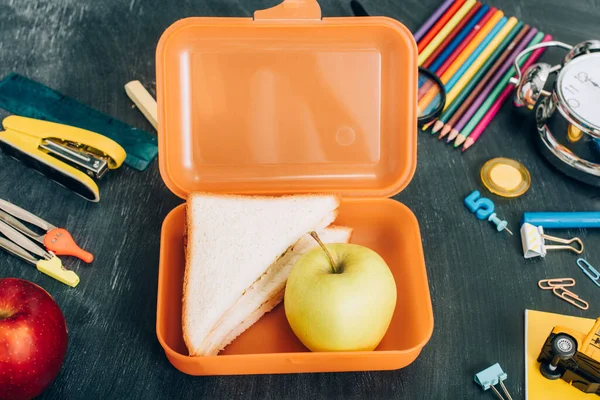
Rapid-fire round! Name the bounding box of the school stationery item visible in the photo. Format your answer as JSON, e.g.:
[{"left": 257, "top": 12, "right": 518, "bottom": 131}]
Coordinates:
[
  {"left": 450, "top": 27, "right": 539, "bottom": 142},
  {"left": 434, "top": 7, "right": 497, "bottom": 76},
  {"left": 474, "top": 363, "right": 514, "bottom": 400},
  {"left": 421, "top": 3, "right": 483, "bottom": 70},
  {"left": 125, "top": 80, "right": 158, "bottom": 130},
  {"left": 419, "top": 10, "right": 505, "bottom": 113},
  {"left": 538, "top": 278, "right": 589, "bottom": 310},
  {"left": 0, "top": 116, "right": 126, "bottom": 202},
  {"left": 440, "top": 23, "right": 531, "bottom": 137},
  {"left": 456, "top": 32, "right": 552, "bottom": 151},
  {"left": 576, "top": 258, "right": 600, "bottom": 288},
  {"left": 0, "top": 199, "right": 93, "bottom": 263},
  {"left": 412, "top": 0, "right": 456, "bottom": 43},
  {"left": 434, "top": 22, "right": 527, "bottom": 136},
  {"left": 511, "top": 40, "right": 600, "bottom": 186},
  {"left": 418, "top": 68, "right": 447, "bottom": 124},
  {"left": 427, "top": 4, "right": 491, "bottom": 72},
  {"left": 418, "top": 0, "right": 478, "bottom": 66},
  {"left": 520, "top": 223, "right": 584, "bottom": 259},
  {"left": 461, "top": 33, "right": 551, "bottom": 150},
  {"left": 464, "top": 190, "right": 512, "bottom": 235},
  {"left": 480, "top": 158, "right": 531, "bottom": 197},
  {"left": 418, "top": 0, "right": 467, "bottom": 52},
  {"left": 522, "top": 212, "right": 600, "bottom": 229},
  {"left": 444, "top": 17, "right": 518, "bottom": 110},
  {"left": 525, "top": 310, "right": 598, "bottom": 399},
  {"left": 0, "top": 211, "right": 80, "bottom": 287},
  {"left": 0, "top": 73, "right": 157, "bottom": 171},
  {"left": 415, "top": 0, "right": 557, "bottom": 150}
]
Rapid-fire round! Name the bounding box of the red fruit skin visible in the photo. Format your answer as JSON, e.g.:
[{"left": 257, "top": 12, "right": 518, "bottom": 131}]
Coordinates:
[{"left": 0, "top": 278, "right": 68, "bottom": 400}]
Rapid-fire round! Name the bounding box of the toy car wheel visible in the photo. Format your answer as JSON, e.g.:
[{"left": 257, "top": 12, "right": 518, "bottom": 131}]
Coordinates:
[
  {"left": 540, "top": 362, "right": 562, "bottom": 380},
  {"left": 552, "top": 334, "right": 577, "bottom": 358}
]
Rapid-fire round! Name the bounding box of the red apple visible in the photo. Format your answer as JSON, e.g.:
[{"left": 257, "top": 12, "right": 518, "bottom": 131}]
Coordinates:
[{"left": 0, "top": 278, "right": 68, "bottom": 400}]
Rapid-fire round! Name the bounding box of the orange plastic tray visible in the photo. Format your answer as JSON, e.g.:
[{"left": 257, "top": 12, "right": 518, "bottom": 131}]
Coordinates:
[{"left": 156, "top": 0, "right": 433, "bottom": 375}]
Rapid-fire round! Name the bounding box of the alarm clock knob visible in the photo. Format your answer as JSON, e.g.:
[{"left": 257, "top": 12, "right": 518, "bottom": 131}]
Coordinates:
[
  {"left": 514, "top": 63, "right": 552, "bottom": 110},
  {"left": 564, "top": 40, "right": 600, "bottom": 64}
]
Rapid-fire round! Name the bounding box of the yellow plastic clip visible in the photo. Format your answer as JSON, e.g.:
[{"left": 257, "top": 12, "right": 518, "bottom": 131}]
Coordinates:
[{"left": 36, "top": 255, "right": 80, "bottom": 288}]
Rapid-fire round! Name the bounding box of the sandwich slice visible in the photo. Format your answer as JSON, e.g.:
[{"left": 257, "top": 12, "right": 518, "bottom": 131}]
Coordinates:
[{"left": 183, "top": 193, "right": 351, "bottom": 357}]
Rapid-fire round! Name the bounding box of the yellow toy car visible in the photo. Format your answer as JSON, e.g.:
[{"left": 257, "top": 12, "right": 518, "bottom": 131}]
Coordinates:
[{"left": 537, "top": 317, "right": 600, "bottom": 395}]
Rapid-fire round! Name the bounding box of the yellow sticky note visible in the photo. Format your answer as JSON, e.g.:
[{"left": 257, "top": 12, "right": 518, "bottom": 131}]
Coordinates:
[{"left": 525, "top": 310, "right": 596, "bottom": 399}]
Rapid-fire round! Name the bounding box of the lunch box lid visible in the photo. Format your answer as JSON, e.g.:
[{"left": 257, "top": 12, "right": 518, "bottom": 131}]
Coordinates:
[{"left": 156, "top": 0, "right": 417, "bottom": 199}]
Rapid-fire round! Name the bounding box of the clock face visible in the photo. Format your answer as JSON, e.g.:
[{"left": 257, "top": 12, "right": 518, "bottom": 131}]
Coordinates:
[{"left": 557, "top": 52, "right": 600, "bottom": 129}]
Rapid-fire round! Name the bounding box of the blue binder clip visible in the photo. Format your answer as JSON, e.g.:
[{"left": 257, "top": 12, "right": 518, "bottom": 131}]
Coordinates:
[
  {"left": 577, "top": 258, "right": 600, "bottom": 288},
  {"left": 474, "top": 363, "right": 513, "bottom": 400}
]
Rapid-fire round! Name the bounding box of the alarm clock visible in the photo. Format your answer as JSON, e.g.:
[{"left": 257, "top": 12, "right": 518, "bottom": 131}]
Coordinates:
[{"left": 511, "top": 40, "right": 600, "bottom": 186}]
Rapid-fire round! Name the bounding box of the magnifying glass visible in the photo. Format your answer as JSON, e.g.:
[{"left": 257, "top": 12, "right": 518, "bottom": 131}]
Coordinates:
[
  {"left": 350, "top": 1, "right": 446, "bottom": 125},
  {"left": 418, "top": 67, "right": 446, "bottom": 124}
]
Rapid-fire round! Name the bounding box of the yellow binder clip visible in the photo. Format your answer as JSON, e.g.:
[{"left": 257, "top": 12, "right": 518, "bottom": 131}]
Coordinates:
[{"left": 0, "top": 116, "right": 126, "bottom": 202}]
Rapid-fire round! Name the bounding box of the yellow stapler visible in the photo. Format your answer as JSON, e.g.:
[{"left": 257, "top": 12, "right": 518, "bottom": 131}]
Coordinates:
[{"left": 0, "top": 116, "right": 126, "bottom": 202}]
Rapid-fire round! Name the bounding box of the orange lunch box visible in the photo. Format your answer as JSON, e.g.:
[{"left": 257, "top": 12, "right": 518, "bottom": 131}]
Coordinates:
[{"left": 156, "top": 0, "right": 434, "bottom": 375}]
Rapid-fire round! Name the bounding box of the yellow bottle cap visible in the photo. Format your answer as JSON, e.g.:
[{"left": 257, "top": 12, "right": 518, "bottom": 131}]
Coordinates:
[{"left": 481, "top": 158, "right": 531, "bottom": 198}]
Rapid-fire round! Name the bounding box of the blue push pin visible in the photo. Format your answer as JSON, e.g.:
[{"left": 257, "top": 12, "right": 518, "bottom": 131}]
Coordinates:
[{"left": 489, "top": 213, "right": 513, "bottom": 235}]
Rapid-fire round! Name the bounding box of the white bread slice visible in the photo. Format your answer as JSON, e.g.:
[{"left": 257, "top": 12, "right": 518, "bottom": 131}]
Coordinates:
[
  {"left": 183, "top": 193, "right": 341, "bottom": 357},
  {"left": 201, "top": 226, "right": 353, "bottom": 356}
]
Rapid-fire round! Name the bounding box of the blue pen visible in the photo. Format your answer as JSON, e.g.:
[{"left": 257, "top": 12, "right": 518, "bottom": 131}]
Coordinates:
[
  {"left": 430, "top": 5, "right": 490, "bottom": 73},
  {"left": 445, "top": 17, "right": 508, "bottom": 91},
  {"left": 522, "top": 212, "right": 600, "bottom": 229}
]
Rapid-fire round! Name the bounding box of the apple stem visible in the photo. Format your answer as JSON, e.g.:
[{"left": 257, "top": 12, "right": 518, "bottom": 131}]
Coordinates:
[{"left": 309, "top": 231, "right": 338, "bottom": 273}]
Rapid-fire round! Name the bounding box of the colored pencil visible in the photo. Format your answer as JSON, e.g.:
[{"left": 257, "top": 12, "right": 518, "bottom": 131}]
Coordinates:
[
  {"left": 445, "top": 17, "right": 516, "bottom": 93},
  {"left": 454, "top": 29, "right": 542, "bottom": 147},
  {"left": 440, "top": 24, "right": 530, "bottom": 138},
  {"left": 462, "top": 34, "right": 552, "bottom": 151},
  {"left": 418, "top": 0, "right": 466, "bottom": 52},
  {"left": 439, "top": 10, "right": 504, "bottom": 85},
  {"left": 418, "top": 0, "right": 478, "bottom": 65},
  {"left": 456, "top": 32, "right": 545, "bottom": 149},
  {"left": 450, "top": 27, "right": 538, "bottom": 142},
  {"left": 413, "top": 0, "right": 456, "bottom": 43},
  {"left": 427, "top": 4, "right": 490, "bottom": 72},
  {"left": 434, "top": 7, "right": 496, "bottom": 75},
  {"left": 422, "top": 3, "right": 483, "bottom": 69},
  {"left": 418, "top": 10, "right": 504, "bottom": 112},
  {"left": 433, "top": 22, "right": 526, "bottom": 136},
  {"left": 437, "top": 15, "right": 517, "bottom": 129}
]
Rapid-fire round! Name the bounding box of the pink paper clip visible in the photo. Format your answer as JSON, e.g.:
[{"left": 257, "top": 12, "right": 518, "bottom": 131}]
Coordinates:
[{"left": 538, "top": 278, "right": 589, "bottom": 310}]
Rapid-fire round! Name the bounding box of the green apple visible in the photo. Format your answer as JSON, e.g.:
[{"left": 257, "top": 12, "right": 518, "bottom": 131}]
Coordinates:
[{"left": 284, "top": 232, "right": 397, "bottom": 352}]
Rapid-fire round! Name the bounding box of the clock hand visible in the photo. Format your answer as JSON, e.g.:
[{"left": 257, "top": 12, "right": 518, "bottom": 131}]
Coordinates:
[{"left": 588, "top": 78, "right": 600, "bottom": 89}]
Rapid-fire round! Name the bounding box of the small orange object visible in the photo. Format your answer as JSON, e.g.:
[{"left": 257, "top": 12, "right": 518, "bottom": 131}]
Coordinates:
[
  {"left": 44, "top": 228, "right": 94, "bottom": 263},
  {"left": 156, "top": 0, "right": 433, "bottom": 376}
]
